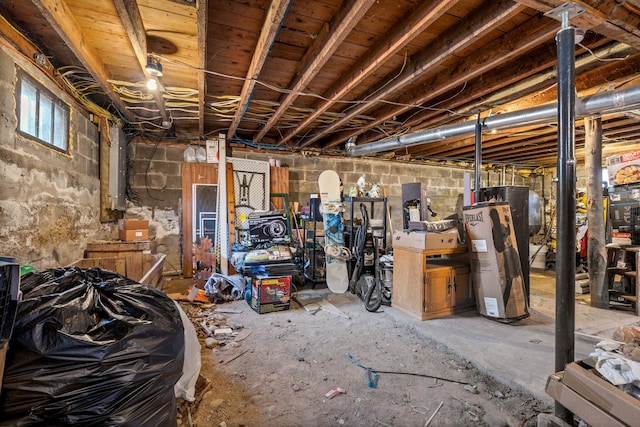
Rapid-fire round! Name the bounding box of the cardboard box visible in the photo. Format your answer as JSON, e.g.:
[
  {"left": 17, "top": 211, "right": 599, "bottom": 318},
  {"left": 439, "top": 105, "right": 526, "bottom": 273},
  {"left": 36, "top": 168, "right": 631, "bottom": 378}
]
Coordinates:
[
  {"left": 118, "top": 219, "right": 149, "bottom": 241},
  {"left": 612, "top": 232, "right": 632, "bottom": 245},
  {"left": 545, "top": 372, "right": 626, "bottom": 427},
  {"left": 607, "top": 151, "right": 640, "bottom": 186},
  {"left": 250, "top": 276, "right": 291, "bottom": 314},
  {"left": 248, "top": 211, "right": 289, "bottom": 243},
  {"left": 562, "top": 359, "right": 640, "bottom": 427},
  {"left": 463, "top": 202, "right": 529, "bottom": 321},
  {"left": 392, "top": 228, "right": 459, "bottom": 250}
]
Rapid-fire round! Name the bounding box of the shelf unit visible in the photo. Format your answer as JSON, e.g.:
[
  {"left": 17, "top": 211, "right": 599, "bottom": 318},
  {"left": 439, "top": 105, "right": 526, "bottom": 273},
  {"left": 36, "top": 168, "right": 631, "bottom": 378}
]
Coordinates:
[
  {"left": 302, "top": 218, "right": 325, "bottom": 285},
  {"left": 605, "top": 244, "right": 640, "bottom": 315}
]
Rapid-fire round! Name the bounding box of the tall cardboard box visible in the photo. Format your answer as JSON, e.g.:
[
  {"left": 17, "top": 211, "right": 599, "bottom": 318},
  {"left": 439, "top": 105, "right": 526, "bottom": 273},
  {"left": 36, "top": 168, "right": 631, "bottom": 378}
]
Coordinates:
[{"left": 463, "top": 202, "right": 529, "bottom": 322}]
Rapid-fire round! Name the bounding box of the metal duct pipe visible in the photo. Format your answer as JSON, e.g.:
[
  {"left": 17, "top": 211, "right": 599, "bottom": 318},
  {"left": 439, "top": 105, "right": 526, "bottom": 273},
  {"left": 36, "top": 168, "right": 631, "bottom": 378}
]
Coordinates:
[{"left": 347, "top": 83, "right": 640, "bottom": 156}]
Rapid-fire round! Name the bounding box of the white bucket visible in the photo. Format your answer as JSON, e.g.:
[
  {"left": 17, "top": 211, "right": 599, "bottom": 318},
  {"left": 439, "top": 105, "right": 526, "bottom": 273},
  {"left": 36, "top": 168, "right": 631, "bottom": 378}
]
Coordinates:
[{"left": 529, "top": 244, "right": 548, "bottom": 269}]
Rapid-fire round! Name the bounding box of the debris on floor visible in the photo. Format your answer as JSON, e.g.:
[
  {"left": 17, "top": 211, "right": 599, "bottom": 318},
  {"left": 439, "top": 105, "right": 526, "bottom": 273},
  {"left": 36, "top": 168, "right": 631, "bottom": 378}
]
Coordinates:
[
  {"left": 325, "top": 386, "right": 346, "bottom": 399},
  {"left": 612, "top": 325, "right": 640, "bottom": 361},
  {"left": 166, "top": 274, "right": 246, "bottom": 304},
  {"left": 293, "top": 289, "right": 350, "bottom": 319},
  {"left": 172, "top": 296, "right": 260, "bottom": 423}
]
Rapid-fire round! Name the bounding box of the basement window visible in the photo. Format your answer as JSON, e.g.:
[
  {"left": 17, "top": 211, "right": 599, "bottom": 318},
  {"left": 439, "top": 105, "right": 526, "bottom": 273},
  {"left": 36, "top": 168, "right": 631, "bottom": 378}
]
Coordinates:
[{"left": 17, "top": 70, "right": 69, "bottom": 152}]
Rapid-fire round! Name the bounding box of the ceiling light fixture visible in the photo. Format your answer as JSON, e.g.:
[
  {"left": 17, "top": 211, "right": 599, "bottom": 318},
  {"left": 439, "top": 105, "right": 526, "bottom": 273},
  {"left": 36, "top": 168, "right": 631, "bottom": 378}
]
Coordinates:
[{"left": 145, "top": 57, "right": 163, "bottom": 77}]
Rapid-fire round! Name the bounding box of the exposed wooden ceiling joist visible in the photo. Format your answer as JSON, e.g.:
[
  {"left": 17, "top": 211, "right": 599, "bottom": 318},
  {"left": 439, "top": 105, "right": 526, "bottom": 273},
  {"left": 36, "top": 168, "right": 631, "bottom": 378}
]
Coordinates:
[
  {"left": 515, "top": 0, "right": 640, "bottom": 48},
  {"left": 113, "top": 0, "right": 168, "bottom": 123},
  {"left": 227, "top": 0, "right": 290, "bottom": 140},
  {"left": 197, "top": 0, "right": 206, "bottom": 136},
  {"left": 30, "top": 0, "right": 136, "bottom": 122},
  {"left": 327, "top": 13, "right": 560, "bottom": 149},
  {"left": 298, "top": 0, "right": 525, "bottom": 148},
  {"left": 253, "top": 0, "right": 376, "bottom": 143},
  {"left": 4, "top": 0, "right": 640, "bottom": 167},
  {"left": 273, "top": 0, "right": 459, "bottom": 147}
]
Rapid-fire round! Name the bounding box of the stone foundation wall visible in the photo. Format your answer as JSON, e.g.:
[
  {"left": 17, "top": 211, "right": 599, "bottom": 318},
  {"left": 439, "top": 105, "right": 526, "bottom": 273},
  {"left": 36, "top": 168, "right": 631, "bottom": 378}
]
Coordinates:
[{"left": 0, "top": 43, "right": 111, "bottom": 269}]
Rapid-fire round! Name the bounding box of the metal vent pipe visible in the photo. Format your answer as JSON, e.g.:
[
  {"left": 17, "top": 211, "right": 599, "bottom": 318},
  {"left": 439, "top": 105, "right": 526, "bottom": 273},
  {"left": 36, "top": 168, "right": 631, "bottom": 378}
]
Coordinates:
[{"left": 346, "top": 83, "right": 640, "bottom": 156}]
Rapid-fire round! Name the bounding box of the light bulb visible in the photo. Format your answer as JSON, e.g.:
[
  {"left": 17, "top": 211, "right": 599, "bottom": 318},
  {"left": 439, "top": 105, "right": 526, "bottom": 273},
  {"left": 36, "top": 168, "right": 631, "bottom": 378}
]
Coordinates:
[{"left": 147, "top": 78, "right": 157, "bottom": 91}]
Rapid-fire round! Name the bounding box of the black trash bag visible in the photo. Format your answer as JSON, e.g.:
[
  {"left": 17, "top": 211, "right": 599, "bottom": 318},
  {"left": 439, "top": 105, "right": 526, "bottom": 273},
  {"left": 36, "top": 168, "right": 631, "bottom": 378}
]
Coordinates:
[{"left": 0, "top": 267, "right": 185, "bottom": 427}]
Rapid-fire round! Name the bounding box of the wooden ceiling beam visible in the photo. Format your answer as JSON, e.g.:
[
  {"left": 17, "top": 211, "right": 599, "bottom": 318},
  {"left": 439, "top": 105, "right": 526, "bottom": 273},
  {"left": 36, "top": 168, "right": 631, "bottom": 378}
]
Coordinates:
[
  {"left": 30, "top": 0, "right": 136, "bottom": 122},
  {"left": 275, "top": 0, "right": 457, "bottom": 146},
  {"left": 436, "top": 41, "right": 633, "bottom": 122},
  {"left": 113, "top": 0, "right": 147, "bottom": 65},
  {"left": 113, "top": 0, "right": 168, "bottom": 123},
  {"left": 0, "top": 14, "right": 47, "bottom": 65},
  {"left": 299, "top": 0, "right": 524, "bottom": 148},
  {"left": 396, "top": 41, "right": 634, "bottom": 149},
  {"left": 197, "top": 0, "right": 207, "bottom": 137},
  {"left": 405, "top": 47, "right": 640, "bottom": 158},
  {"left": 336, "top": 14, "right": 560, "bottom": 149},
  {"left": 515, "top": 0, "right": 640, "bottom": 48},
  {"left": 252, "top": 0, "right": 375, "bottom": 143},
  {"left": 228, "top": 0, "right": 290, "bottom": 140},
  {"left": 440, "top": 127, "right": 559, "bottom": 158}
]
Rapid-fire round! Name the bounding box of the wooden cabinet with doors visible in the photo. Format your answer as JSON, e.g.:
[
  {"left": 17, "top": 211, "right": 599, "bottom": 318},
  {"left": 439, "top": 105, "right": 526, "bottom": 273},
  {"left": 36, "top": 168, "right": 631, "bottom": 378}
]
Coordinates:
[{"left": 393, "top": 246, "right": 474, "bottom": 320}]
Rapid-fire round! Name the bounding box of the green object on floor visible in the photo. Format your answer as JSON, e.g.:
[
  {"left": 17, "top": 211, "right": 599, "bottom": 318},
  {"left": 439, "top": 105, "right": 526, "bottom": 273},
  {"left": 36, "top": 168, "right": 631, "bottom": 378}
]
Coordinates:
[{"left": 20, "top": 265, "right": 36, "bottom": 276}]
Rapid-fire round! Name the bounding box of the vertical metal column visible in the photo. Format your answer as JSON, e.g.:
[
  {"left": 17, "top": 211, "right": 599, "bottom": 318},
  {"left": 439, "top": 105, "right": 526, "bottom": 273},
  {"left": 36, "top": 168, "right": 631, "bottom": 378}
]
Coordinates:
[
  {"left": 474, "top": 114, "right": 482, "bottom": 202},
  {"left": 555, "top": 11, "right": 577, "bottom": 423}
]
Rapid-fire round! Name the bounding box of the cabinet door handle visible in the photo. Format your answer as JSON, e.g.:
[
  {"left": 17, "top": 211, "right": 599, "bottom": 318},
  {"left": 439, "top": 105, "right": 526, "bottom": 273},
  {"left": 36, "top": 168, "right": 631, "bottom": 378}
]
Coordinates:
[{"left": 447, "top": 277, "right": 451, "bottom": 295}]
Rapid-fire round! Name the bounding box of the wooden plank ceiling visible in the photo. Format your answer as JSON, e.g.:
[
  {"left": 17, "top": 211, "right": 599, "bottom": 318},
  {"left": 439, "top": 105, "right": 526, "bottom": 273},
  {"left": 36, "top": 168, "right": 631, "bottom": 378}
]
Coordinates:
[{"left": 2, "top": 0, "right": 640, "bottom": 167}]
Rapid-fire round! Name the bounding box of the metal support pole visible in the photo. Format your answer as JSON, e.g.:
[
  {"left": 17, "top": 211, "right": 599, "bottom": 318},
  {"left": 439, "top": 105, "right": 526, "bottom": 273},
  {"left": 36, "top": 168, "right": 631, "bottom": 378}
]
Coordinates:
[
  {"left": 555, "top": 11, "right": 576, "bottom": 424},
  {"left": 474, "top": 114, "right": 482, "bottom": 202}
]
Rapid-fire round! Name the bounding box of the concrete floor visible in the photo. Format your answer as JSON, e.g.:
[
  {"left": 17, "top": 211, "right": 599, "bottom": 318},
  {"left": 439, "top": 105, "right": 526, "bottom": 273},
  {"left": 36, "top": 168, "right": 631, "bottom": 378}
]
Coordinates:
[
  {"left": 166, "top": 267, "right": 640, "bottom": 406},
  {"left": 384, "top": 268, "right": 640, "bottom": 405}
]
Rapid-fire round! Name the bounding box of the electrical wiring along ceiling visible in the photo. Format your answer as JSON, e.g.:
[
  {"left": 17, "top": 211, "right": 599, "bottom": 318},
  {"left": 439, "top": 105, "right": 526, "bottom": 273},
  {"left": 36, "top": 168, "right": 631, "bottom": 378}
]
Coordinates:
[{"left": 3, "top": 0, "right": 640, "bottom": 167}]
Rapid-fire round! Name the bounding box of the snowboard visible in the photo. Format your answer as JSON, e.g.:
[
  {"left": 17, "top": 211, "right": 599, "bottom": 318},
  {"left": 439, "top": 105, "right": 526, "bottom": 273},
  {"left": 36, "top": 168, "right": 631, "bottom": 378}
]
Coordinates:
[{"left": 318, "top": 170, "right": 350, "bottom": 293}]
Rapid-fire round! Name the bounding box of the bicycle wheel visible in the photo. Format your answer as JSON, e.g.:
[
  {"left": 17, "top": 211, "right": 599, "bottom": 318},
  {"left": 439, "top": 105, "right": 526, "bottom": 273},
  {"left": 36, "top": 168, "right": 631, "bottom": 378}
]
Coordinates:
[{"left": 363, "top": 275, "right": 382, "bottom": 312}]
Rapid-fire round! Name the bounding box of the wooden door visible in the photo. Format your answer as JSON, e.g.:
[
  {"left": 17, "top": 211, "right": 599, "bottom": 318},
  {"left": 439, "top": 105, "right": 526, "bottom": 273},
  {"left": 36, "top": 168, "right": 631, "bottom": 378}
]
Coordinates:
[
  {"left": 181, "top": 162, "right": 218, "bottom": 278},
  {"left": 424, "top": 265, "right": 452, "bottom": 313}
]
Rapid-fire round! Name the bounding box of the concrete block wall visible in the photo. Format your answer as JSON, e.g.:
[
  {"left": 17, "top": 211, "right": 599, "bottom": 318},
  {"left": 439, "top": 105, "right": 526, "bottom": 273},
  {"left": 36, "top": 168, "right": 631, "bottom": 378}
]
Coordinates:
[
  {"left": 0, "top": 42, "right": 111, "bottom": 269},
  {"left": 128, "top": 142, "right": 537, "bottom": 275},
  {"left": 127, "top": 141, "right": 187, "bottom": 276},
  {"left": 228, "top": 151, "right": 531, "bottom": 234}
]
